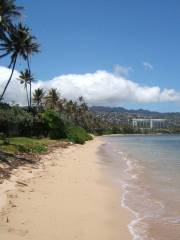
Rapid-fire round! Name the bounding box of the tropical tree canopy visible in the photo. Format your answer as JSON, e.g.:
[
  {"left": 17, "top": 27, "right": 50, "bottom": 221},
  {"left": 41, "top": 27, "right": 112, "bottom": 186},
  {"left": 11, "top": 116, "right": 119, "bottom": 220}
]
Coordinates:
[
  {"left": 0, "top": 23, "right": 39, "bottom": 101},
  {"left": 0, "top": 0, "right": 23, "bottom": 35},
  {"left": 0, "top": 23, "right": 39, "bottom": 67},
  {"left": 45, "top": 88, "right": 59, "bottom": 109},
  {"left": 33, "top": 88, "right": 45, "bottom": 108},
  {"left": 19, "top": 69, "right": 33, "bottom": 84},
  {"left": 18, "top": 69, "right": 34, "bottom": 107}
]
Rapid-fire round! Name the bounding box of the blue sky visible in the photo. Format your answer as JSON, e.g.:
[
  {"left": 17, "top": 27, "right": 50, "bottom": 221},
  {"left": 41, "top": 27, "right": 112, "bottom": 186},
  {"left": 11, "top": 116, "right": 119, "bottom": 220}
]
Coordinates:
[{"left": 2, "top": 0, "right": 180, "bottom": 112}]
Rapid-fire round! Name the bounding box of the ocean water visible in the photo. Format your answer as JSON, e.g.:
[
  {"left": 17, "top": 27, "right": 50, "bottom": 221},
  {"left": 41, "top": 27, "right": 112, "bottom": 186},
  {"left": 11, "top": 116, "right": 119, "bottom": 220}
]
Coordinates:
[{"left": 100, "top": 135, "right": 180, "bottom": 240}]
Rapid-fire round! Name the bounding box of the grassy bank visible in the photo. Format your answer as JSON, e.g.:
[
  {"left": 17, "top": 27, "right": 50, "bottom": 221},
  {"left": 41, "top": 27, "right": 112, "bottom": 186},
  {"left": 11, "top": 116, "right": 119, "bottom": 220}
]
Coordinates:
[
  {"left": 0, "top": 132, "right": 93, "bottom": 181},
  {"left": 0, "top": 137, "right": 64, "bottom": 154},
  {"left": 0, "top": 137, "right": 70, "bottom": 181}
]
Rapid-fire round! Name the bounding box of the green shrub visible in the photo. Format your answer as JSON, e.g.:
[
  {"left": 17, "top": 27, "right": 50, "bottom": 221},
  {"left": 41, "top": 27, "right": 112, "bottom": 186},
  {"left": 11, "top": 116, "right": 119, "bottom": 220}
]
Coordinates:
[
  {"left": 0, "top": 132, "right": 9, "bottom": 144},
  {"left": 66, "top": 125, "right": 93, "bottom": 144},
  {"left": 3, "top": 138, "right": 10, "bottom": 145},
  {"left": 17, "top": 143, "right": 47, "bottom": 153},
  {"left": 30, "top": 143, "right": 47, "bottom": 153},
  {"left": 0, "top": 106, "right": 33, "bottom": 136},
  {"left": 17, "top": 144, "right": 29, "bottom": 153},
  {"left": 42, "top": 109, "right": 67, "bottom": 139},
  {"left": 41, "top": 110, "right": 93, "bottom": 143},
  {"left": 94, "top": 128, "right": 104, "bottom": 136},
  {"left": 122, "top": 125, "right": 134, "bottom": 134},
  {"left": 112, "top": 126, "right": 123, "bottom": 134}
]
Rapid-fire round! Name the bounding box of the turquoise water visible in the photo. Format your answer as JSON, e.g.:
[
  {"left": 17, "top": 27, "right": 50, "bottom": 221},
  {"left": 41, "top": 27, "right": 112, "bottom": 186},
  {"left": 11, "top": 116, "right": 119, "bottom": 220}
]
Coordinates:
[{"left": 101, "top": 135, "right": 180, "bottom": 240}]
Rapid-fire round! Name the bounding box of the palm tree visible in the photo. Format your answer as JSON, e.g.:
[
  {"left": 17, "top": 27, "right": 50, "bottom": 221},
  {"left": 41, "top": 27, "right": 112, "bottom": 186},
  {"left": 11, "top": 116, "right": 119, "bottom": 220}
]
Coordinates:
[
  {"left": 73, "top": 97, "right": 89, "bottom": 127},
  {"left": 57, "top": 98, "right": 65, "bottom": 112},
  {"left": 78, "top": 96, "right": 84, "bottom": 103},
  {"left": 33, "top": 88, "right": 45, "bottom": 110},
  {"left": 0, "top": 23, "right": 39, "bottom": 101},
  {"left": 0, "top": 0, "right": 23, "bottom": 37},
  {"left": 80, "top": 101, "right": 88, "bottom": 113},
  {"left": 72, "top": 100, "right": 79, "bottom": 123},
  {"left": 45, "top": 88, "right": 59, "bottom": 109},
  {"left": 24, "top": 67, "right": 34, "bottom": 108},
  {"left": 65, "top": 100, "right": 74, "bottom": 120},
  {"left": 17, "top": 69, "right": 32, "bottom": 107}
]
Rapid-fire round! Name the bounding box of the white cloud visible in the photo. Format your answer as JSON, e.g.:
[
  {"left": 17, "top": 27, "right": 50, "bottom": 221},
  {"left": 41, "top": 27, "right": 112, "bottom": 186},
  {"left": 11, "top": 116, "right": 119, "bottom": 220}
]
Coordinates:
[
  {"left": 142, "top": 62, "right": 153, "bottom": 71},
  {"left": 113, "top": 64, "right": 133, "bottom": 76},
  {"left": 0, "top": 66, "right": 180, "bottom": 106},
  {"left": 0, "top": 66, "right": 27, "bottom": 104}
]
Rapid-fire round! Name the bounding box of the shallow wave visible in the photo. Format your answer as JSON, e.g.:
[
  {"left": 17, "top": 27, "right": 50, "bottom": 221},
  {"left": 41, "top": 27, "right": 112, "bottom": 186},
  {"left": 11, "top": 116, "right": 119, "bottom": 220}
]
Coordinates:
[{"left": 119, "top": 151, "right": 166, "bottom": 240}]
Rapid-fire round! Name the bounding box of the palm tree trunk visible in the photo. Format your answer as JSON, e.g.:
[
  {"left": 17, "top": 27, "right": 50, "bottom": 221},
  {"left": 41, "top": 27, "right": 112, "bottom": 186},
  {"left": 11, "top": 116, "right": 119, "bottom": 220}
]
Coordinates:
[
  {"left": 25, "top": 85, "right": 30, "bottom": 107},
  {"left": 27, "top": 57, "right": 32, "bottom": 108},
  {"left": 30, "top": 80, "right": 32, "bottom": 107},
  {"left": 0, "top": 56, "right": 17, "bottom": 101}
]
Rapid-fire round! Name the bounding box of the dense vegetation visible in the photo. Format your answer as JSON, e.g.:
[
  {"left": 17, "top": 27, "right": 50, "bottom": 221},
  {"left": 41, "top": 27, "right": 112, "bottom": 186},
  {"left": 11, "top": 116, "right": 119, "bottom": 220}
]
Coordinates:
[
  {"left": 0, "top": 0, "right": 102, "bottom": 148},
  {"left": 0, "top": 90, "right": 98, "bottom": 144}
]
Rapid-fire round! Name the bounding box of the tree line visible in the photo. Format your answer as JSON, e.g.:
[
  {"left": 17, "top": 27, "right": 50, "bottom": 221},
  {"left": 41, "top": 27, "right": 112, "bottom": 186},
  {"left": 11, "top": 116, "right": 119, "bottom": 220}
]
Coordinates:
[
  {"left": 0, "top": 88, "right": 103, "bottom": 143},
  {"left": 0, "top": 1, "right": 107, "bottom": 143}
]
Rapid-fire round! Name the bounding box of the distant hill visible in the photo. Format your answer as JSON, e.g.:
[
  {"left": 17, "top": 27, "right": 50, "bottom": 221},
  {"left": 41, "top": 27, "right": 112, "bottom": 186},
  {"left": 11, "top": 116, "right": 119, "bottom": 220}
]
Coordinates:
[
  {"left": 90, "top": 106, "right": 160, "bottom": 115},
  {"left": 90, "top": 106, "right": 180, "bottom": 126}
]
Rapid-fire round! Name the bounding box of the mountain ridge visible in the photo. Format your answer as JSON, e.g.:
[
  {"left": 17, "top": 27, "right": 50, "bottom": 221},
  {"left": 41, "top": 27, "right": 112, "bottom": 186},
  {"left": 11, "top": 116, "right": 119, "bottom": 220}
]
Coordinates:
[{"left": 90, "top": 106, "right": 180, "bottom": 115}]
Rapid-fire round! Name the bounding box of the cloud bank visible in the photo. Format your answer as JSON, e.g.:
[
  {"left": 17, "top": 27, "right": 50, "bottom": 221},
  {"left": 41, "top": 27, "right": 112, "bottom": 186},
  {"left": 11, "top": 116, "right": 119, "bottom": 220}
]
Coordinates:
[
  {"left": 0, "top": 66, "right": 179, "bottom": 106},
  {"left": 113, "top": 64, "right": 133, "bottom": 76}
]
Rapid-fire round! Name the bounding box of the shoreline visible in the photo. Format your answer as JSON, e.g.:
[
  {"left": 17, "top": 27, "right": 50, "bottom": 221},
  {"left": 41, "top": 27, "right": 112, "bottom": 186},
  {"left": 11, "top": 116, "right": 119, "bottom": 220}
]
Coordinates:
[
  {"left": 101, "top": 134, "right": 180, "bottom": 240},
  {"left": 0, "top": 138, "right": 132, "bottom": 240}
]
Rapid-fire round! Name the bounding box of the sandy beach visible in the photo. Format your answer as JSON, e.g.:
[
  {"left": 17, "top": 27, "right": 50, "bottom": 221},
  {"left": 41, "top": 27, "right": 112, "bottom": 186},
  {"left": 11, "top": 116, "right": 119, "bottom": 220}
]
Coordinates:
[{"left": 0, "top": 138, "right": 132, "bottom": 240}]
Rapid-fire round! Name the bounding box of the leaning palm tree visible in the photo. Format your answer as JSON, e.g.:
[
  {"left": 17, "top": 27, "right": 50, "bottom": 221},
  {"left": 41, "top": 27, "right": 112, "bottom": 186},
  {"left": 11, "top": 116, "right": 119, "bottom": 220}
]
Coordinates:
[
  {"left": 0, "top": 23, "right": 39, "bottom": 101},
  {"left": 45, "top": 88, "right": 59, "bottom": 109},
  {"left": 33, "top": 88, "right": 45, "bottom": 111},
  {"left": 0, "top": 0, "right": 23, "bottom": 38}
]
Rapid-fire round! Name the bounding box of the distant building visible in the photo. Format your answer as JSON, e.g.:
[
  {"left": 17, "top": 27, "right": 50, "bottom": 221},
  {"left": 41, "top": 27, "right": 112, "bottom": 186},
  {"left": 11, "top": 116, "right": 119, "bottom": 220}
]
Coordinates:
[{"left": 132, "top": 118, "right": 167, "bottom": 129}]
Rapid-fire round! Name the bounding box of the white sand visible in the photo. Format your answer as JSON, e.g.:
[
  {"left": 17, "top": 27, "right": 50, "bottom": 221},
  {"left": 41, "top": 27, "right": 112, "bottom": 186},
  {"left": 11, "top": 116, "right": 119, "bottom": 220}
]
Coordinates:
[{"left": 0, "top": 138, "right": 132, "bottom": 240}]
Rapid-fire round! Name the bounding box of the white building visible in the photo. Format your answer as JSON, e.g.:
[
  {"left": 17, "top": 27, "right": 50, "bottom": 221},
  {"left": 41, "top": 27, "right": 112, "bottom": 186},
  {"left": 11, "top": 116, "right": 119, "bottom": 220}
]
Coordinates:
[{"left": 132, "top": 118, "right": 167, "bottom": 129}]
